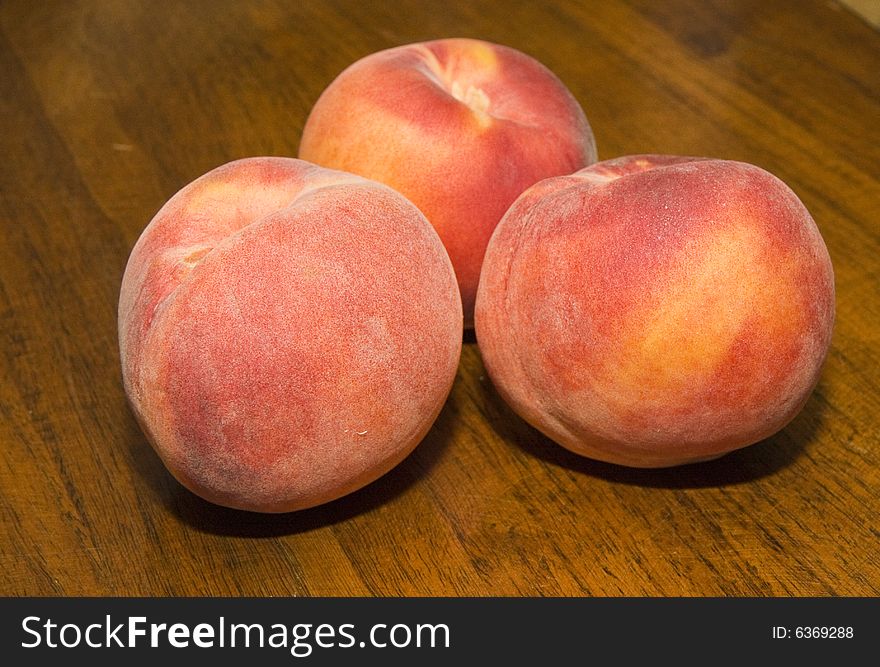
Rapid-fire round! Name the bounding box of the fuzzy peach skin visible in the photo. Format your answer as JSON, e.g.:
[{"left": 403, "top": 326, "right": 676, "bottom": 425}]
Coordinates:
[
  {"left": 474, "top": 155, "right": 835, "bottom": 467},
  {"left": 118, "top": 157, "right": 462, "bottom": 512},
  {"left": 298, "top": 38, "right": 597, "bottom": 326}
]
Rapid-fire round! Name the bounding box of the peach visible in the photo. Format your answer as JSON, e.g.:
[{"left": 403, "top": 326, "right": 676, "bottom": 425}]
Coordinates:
[
  {"left": 299, "top": 38, "right": 597, "bottom": 326},
  {"left": 475, "top": 155, "right": 835, "bottom": 467},
  {"left": 118, "top": 157, "right": 462, "bottom": 512}
]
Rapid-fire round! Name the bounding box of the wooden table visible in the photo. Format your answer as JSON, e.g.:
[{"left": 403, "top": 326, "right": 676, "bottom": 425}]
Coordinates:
[{"left": 2, "top": 0, "right": 878, "bottom": 597}]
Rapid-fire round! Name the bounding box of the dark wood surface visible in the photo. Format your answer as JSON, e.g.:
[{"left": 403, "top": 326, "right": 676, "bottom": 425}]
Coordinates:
[{"left": 2, "top": 0, "right": 878, "bottom": 596}]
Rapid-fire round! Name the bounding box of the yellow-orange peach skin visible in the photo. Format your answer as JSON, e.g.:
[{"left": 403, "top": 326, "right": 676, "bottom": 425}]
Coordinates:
[
  {"left": 118, "top": 158, "right": 462, "bottom": 512},
  {"left": 474, "top": 155, "right": 835, "bottom": 467},
  {"left": 299, "top": 38, "right": 597, "bottom": 326}
]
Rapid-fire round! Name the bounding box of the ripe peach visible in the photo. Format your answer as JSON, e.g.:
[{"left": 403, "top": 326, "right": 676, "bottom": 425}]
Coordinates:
[
  {"left": 118, "top": 157, "right": 462, "bottom": 512},
  {"left": 475, "top": 155, "right": 835, "bottom": 467},
  {"left": 299, "top": 38, "right": 597, "bottom": 326}
]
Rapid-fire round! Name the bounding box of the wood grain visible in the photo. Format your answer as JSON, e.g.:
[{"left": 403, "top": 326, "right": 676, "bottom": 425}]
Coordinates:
[{"left": 1, "top": 0, "right": 878, "bottom": 596}]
